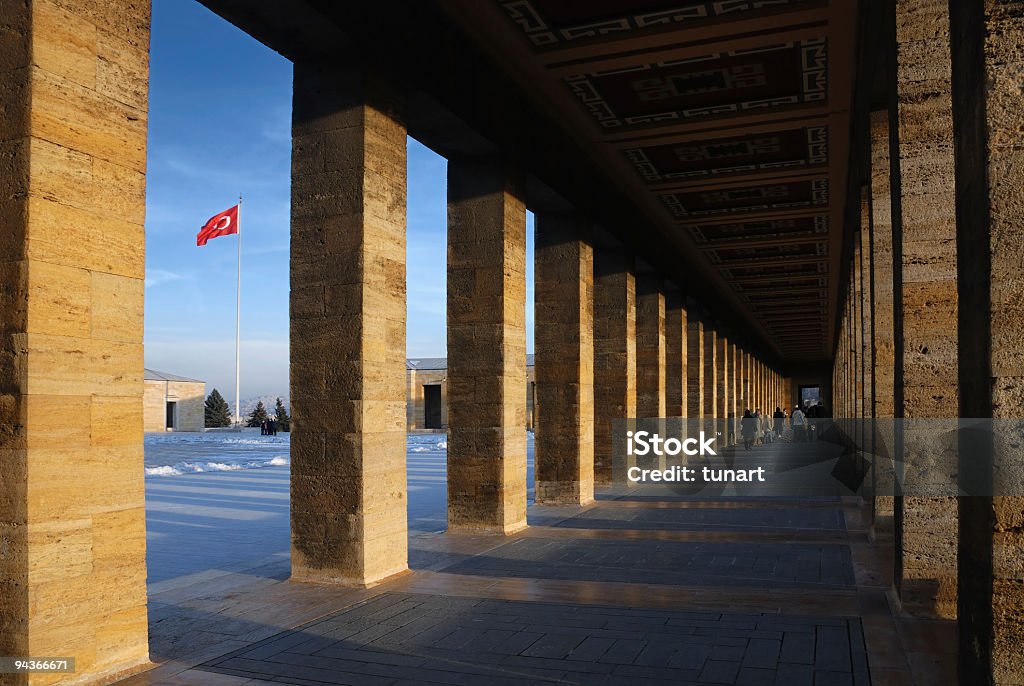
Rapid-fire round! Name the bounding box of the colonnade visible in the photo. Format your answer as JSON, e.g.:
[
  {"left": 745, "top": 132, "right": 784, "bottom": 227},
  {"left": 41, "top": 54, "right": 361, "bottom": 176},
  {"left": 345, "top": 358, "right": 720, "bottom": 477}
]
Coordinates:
[
  {"left": 3, "top": 0, "right": 1022, "bottom": 684},
  {"left": 831, "top": 1, "right": 1024, "bottom": 681}
]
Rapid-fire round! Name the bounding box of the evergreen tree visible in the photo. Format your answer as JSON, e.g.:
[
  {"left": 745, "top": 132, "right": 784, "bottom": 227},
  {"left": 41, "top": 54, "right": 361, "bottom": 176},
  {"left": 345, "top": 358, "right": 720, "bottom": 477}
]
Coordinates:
[
  {"left": 246, "top": 400, "right": 269, "bottom": 428},
  {"left": 274, "top": 397, "right": 290, "bottom": 432},
  {"left": 204, "top": 389, "right": 232, "bottom": 428}
]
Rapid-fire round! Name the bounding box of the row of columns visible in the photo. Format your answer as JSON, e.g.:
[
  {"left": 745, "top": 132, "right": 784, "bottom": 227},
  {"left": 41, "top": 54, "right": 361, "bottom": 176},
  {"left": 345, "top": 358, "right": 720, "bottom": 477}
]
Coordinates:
[
  {"left": 833, "top": 0, "right": 1023, "bottom": 681},
  {"left": 287, "top": 57, "right": 794, "bottom": 591}
]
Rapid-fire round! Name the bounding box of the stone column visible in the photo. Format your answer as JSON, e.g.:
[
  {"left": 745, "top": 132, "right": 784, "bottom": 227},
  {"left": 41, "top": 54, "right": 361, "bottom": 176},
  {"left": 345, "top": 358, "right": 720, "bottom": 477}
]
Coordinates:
[
  {"left": 870, "top": 110, "right": 896, "bottom": 526},
  {"left": 949, "top": 1, "right": 1024, "bottom": 681},
  {"left": 0, "top": 2, "right": 150, "bottom": 681},
  {"left": 534, "top": 213, "right": 594, "bottom": 505},
  {"left": 715, "top": 334, "right": 730, "bottom": 443},
  {"left": 446, "top": 157, "right": 527, "bottom": 534},
  {"left": 687, "top": 316, "right": 705, "bottom": 419},
  {"left": 893, "top": 0, "right": 959, "bottom": 618},
  {"left": 702, "top": 325, "right": 718, "bottom": 436},
  {"left": 728, "top": 343, "right": 739, "bottom": 444},
  {"left": 740, "top": 350, "right": 751, "bottom": 415},
  {"left": 635, "top": 274, "right": 666, "bottom": 418},
  {"left": 594, "top": 250, "right": 636, "bottom": 485},
  {"left": 665, "top": 290, "right": 688, "bottom": 418},
  {"left": 291, "top": 64, "right": 408, "bottom": 585}
]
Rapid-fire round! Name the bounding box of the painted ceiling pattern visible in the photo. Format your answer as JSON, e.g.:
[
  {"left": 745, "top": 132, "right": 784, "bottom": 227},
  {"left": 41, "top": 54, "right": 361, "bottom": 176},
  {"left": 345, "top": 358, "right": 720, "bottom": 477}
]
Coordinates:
[{"left": 492, "top": 0, "right": 849, "bottom": 358}]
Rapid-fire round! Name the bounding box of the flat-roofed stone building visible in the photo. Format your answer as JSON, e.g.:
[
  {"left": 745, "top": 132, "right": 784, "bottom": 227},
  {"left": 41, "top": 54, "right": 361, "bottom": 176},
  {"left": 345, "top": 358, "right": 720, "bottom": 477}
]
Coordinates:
[
  {"left": 407, "top": 356, "right": 535, "bottom": 431},
  {"left": 143, "top": 369, "right": 205, "bottom": 432}
]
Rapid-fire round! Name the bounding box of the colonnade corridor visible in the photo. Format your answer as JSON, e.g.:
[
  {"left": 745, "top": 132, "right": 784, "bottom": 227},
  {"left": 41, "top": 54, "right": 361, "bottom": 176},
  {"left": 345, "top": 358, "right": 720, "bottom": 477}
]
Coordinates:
[{"left": 3, "top": 0, "right": 1022, "bottom": 685}]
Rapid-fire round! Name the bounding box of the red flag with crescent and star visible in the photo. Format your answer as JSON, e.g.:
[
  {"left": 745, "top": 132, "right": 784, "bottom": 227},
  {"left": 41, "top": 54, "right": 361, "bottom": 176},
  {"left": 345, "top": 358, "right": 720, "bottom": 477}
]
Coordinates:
[{"left": 196, "top": 204, "right": 239, "bottom": 246}]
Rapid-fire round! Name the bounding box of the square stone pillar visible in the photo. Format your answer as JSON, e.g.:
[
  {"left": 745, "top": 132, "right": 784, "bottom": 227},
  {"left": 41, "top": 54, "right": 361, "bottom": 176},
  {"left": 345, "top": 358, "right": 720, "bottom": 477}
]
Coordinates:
[
  {"left": 534, "top": 213, "right": 594, "bottom": 505},
  {"left": 594, "top": 250, "right": 636, "bottom": 484},
  {"left": 729, "top": 343, "right": 739, "bottom": 443},
  {"left": 636, "top": 274, "right": 666, "bottom": 418},
  {"left": 290, "top": 64, "right": 408, "bottom": 585},
  {"left": 686, "top": 317, "right": 705, "bottom": 419},
  {"left": 446, "top": 157, "right": 527, "bottom": 534},
  {"left": 893, "top": 0, "right": 959, "bottom": 619},
  {"left": 0, "top": 1, "right": 151, "bottom": 682},
  {"left": 740, "top": 350, "right": 751, "bottom": 415},
  {"left": 870, "top": 110, "right": 896, "bottom": 526},
  {"left": 665, "top": 290, "right": 688, "bottom": 418},
  {"left": 949, "top": 1, "right": 1024, "bottom": 681},
  {"left": 716, "top": 332, "right": 731, "bottom": 443},
  {"left": 702, "top": 325, "right": 718, "bottom": 435}
]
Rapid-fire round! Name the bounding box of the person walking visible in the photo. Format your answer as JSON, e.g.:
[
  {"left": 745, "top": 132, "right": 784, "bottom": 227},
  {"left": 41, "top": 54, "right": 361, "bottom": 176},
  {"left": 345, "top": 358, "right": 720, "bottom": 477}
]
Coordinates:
[
  {"left": 792, "top": 405, "right": 807, "bottom": 442},
  {"left": 260, "top": 419, "right": 267, "bottom": 436},
  {"left": 760, "top": 408, "right": 774, "bottom": 444},
  {"left": 741, "top": 409, "right": 757, "bottom": 451},
  {"left": 773, "top": 407, "right": 785, "bottom": 437},
  {"left": 805, "top": 401, "right": 819, "bottom": 440}
]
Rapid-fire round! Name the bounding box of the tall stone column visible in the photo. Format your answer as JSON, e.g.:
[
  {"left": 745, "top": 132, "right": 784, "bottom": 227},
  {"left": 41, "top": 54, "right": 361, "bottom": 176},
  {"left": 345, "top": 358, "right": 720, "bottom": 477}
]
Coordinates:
[
  {"left": 870, "top": 110, "right": 896, "bottom": 526},
  {"left": 740, "top": 350, "right": 751, "bottom": 415},
  {"left": 728, "top": 343, "right": 739, "bottom": 444},
  {"left": 534, "top": 213, "right": 594, "bottom": 505},
  {"left": 702, "top": 325, "right": 718, "bottom": 435},
  {"left": 949, "top": 1, "right": 1024, "bottom": 681},
  {"left": 715, "top": 334, "right": 730, "bottom": 443},
  {"left": 446, "top": 157, "right": 527, "bottom": 533},
  {"left": 893, "top": 0, "right": 959, "bottom": 619},
  {"left": 635, "top": 274, "right": 666, "bottom": 418},
  {"left": 291, "top": 64, "right": 408, "bottom": 585},
  {"left": 0, "top": 2, "right": 151, "bottom": 681},
  {"left": 665, "top": 290, "right": 688, "bottom": 417},
  {"left": 594, "top": 250, "right": 636, "bottom": 484},
  {"left": 687, "top": 317, "right": 705, "bottom": 419}
]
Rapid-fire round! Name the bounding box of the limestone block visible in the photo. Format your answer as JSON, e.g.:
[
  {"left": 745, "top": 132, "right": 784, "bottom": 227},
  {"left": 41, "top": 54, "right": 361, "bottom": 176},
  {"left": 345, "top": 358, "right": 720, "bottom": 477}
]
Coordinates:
[
  {"left": 534, "top": 213, "right": 594, "bottom": 505},
  {"left": 446, "top": 156, "right": 527, "bottom": 532}
]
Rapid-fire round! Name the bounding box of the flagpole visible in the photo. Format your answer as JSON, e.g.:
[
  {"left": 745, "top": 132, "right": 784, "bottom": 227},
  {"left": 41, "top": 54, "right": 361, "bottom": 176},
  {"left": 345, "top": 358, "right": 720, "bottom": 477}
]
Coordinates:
[{"left": 235, "top": 194, "right": 242, "bottom": 428}]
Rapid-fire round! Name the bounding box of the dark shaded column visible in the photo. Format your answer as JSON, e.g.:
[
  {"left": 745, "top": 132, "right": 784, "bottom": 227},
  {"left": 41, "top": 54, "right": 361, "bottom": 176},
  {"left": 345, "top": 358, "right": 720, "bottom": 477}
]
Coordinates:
[
  {"left": 949, "top": 0, "right": 1024, "bottom": 681},
  {"left": 893, "top": 0, "right": 959, "bottom": 619},
  {"left": 702, "top": 324, "right": 718, "bottom": 435},
  {"left": 593, "top": 249, "right": 636, "bottom": 485},
  {"left": 447, "top": 157, "right": 527, "bottom": 534},
  {"left": 665, "top": 290, "right": 688, "bottom": 417},
  {"left": 534, "top": 213, "right": 594, "bottom": 505},
  {"left": 687, "top": 316, "right": 705, "bottom": 419},
  {"left": 636, "top": 274, "right": 666, "bottom": 418},
  {"left": 291, "top": 64, "right": 409, "bottom": 584},
  {"left": 870, "top": 110, "right": 896, "bottom": 529}
]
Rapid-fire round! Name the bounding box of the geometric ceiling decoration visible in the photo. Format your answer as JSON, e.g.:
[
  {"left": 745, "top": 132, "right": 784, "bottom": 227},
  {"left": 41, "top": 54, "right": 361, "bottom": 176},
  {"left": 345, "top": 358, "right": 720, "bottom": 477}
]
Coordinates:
[
  {"left": 563, "top": 40, "right": 827, "bottom": 130},
  {"left": 498, "top": 0, "right": 823, "bottom": 49},
  {"left": 687, "top": 216, "right": 828, "bottom": 243},
  {"left": 625, "top": 125, "right": 827, "bottom": 183},
  {"left": 467, "top": 0, "right": 857, "bottom": 360},
  {"left": 660, "top": 179, "right": 828, "bottom": 219}
]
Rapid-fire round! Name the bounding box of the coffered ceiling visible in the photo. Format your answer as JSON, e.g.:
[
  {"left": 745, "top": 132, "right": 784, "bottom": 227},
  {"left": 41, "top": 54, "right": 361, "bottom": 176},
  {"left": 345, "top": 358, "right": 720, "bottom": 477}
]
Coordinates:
[{"left": 441, "top": 0, "right": 856, "bottom": 360}]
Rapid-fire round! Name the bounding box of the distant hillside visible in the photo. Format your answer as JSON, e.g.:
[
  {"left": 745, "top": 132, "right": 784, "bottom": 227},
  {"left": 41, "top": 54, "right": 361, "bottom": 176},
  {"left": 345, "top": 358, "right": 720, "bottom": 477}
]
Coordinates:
[{"left": 233, "top": 395, "right": 289, "bottom": 418}]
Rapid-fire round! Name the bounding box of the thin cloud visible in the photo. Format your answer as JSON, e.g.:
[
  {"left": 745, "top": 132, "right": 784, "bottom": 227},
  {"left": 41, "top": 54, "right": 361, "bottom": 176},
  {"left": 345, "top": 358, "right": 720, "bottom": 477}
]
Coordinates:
[{"left": 145, "top": 269, "right": 189, "bottom": 288}]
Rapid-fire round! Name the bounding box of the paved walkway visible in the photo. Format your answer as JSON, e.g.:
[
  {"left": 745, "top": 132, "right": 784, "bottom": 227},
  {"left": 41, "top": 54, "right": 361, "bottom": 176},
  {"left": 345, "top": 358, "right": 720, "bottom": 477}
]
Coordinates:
[{"left": 122, "top": 438, "right": 955, "bottom": 685}]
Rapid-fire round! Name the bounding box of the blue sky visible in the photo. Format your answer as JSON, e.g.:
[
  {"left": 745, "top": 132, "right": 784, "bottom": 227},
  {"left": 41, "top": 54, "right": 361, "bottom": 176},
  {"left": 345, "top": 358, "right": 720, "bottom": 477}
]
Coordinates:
[{"left": 145, "top": 0, "right": 534, "bottom": 401}]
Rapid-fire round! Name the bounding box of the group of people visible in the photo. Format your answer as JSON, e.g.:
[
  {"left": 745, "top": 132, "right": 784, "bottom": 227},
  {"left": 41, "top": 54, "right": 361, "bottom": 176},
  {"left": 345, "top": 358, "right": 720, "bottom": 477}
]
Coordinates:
[
  {"left": 739, "top": 407, "right": 786, "bottom": 450},
  {"left": 740, "top": 401, "right": 830, "bottom": 449},
  {"left": 260, "top": 419, "right": 279, "bottom": 436},
  {"left": 790, "top": 401, "right": 830, "bottom": 442}
]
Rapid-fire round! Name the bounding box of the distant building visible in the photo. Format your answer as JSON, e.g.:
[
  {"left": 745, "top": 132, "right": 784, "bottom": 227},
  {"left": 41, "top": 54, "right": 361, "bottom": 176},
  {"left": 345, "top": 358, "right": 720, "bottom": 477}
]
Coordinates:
[
  {"left": 144, "top": 369, "right": 205, "bottom": 432},
  {"left": 407, "top": 356, "right": 535, "bottom": 431}
]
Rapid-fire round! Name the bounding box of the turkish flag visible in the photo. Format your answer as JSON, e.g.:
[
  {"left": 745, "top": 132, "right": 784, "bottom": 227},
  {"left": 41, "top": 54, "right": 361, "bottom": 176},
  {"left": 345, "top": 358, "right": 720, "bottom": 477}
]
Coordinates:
[{"left": 196, "top": 205, "right": 239, "bottom": 246}]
